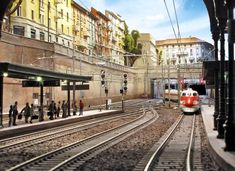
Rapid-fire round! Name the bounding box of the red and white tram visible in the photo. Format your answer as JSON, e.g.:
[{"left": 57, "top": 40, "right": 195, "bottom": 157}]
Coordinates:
[{"left": 180, "top": 88, "right": 200, "bottom": 114}]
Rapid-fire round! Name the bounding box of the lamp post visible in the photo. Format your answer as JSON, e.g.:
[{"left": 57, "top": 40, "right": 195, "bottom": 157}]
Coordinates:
[
  {"left": 214, "top": 0, "right": 227, "bottom": 139},
  {"left": 224, "top": 0, "right": 235, "bottom": 151}
]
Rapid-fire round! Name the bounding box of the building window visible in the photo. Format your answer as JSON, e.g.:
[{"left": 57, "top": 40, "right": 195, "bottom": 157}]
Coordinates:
[
  {"left": 40, "top": 32, "right": 45, "bottom": 41},
  {"left": 62, "top": 39, "right": 64, "bottom": 45},
  {"left": 68, "top": 41, "right": 70, "bottom": 47},
  {"left": 31, "top": 29, "right": 36, "bottom": 39},
  {"left": 13, "top": 25, "right": 24, "bottom": 36},
  {"left": 61, "top": 9, "right": 63, "bottom": 18},
  {"left": 31, "top": 10, "right": 34, "bottom": 20},
  {"left": 67, "top": 12, "right": 69, "bottom": 22},
  {"left": 16, "top": 6, "right": 21, "bottom": 16},
  {"left": 39, "top": 14, "right": 44, "bottom": 24},
  {"left": 39, "top": 0, "right": 44, "bottom": 9},
  {"left": 190, "top": 49, "right": 193, "bottom": 56},
  {"left": 61, "top": 24, "right": 64, "bottom": 33},
  {"left": 49, "top": 35, "right": 52, "bottom": 42},
  {"left": 196, "top": 48, "right": 199, "bottom": 56},
  {"left": 56, "top": 36, "right": 58, "bottom": 42}
]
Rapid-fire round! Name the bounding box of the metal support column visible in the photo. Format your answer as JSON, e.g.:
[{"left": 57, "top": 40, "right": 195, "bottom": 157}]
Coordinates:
[
  {"left": 215, "top": 0, "right": 227, "bottom": 139},
  {"left": 67, "top": 81, "right": 71, "bottom": 116},
  {"left": 0, "top": 76, "right": 3, "bottom": 127},
  {"left": 217, "top": 28, "right": 226, "bottom": 139},
  {"left": 212, "top": 30, "right": 219, "bottom": 130},
  {"left": 224, "top": 1, "right": 235, "bottom": 151},
  {"left": 39, "top": 84, "right": 44, "bottom": 122}
]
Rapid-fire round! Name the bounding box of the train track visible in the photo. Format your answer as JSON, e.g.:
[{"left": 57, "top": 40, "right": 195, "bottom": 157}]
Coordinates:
[
  {"left": 0, "top": 110, "right": 142, "bottom": 151},
  {"left": 8, "top": 106, "right": 158, "bottom": 171},
  {"left": 135, "top": 114, "right": 203, "bottom": 171}
]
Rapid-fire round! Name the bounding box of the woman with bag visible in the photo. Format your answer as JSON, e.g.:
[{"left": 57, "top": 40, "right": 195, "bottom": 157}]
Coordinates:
[{"left": 20, "top": 102, "right": 30, "bottom": 123}]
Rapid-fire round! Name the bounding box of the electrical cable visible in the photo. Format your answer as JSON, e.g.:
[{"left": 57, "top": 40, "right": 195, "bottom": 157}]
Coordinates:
[{"left": 163, "top": 0, "right": 178, "bottom": 40}]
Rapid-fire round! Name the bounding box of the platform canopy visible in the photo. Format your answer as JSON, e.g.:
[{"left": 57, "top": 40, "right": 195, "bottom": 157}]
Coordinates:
[{"left": 0, "top": 62, "right": 92, "bottom": 82}]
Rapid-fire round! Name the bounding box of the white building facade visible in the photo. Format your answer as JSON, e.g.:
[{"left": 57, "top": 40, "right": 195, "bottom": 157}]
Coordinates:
[{"left": 156, "top": 37, "right": 214, "bottom": 65}]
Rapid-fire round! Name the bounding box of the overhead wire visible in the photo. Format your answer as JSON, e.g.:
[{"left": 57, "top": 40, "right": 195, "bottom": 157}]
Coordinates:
[
  {"left": 163, "top": 0, "right": 178, "bottom": 40},
  {"left": 163, "top": 0, "right": 183, "bottom": 63},
  {"left": 172, "top": 0, "right": 182, "bottom": 56},
  {"left": 173, "top": 0, "right": 181, "bottom": 40}
]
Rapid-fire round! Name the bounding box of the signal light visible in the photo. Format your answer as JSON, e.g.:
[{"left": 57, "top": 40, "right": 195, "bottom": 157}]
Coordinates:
[
  {"left": 101, "top": 70, "right": 105, "bottom": 86},
  {"left": 123, "top": 74, "right": 127, "bottom": 93}
]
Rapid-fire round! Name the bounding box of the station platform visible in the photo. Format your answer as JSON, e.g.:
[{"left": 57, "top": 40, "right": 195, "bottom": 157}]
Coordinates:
[
  {"left": 201, "top": 105, "right": 235, "bottom": 171},
  {"left": 0, "top": 109, "right": 122, "bottom": 139}
]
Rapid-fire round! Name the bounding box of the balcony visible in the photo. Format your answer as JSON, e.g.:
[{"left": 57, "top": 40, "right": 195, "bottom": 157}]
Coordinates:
[
  {"left": 176, "top": 51, "right": 188, "bottom": 56},
  {"left": 83, "top": 31, "right": 90, "bottom": 38},
  {"left": 77, "top": 40, "right": 88, "bottom": 49},
  {"left": 56, "top": 29, "right": 63, "bottom": 35},
  {"left": 97, "top": 21, "right": 102, "bottom": 25},
  {"left": 112, "top": 37, "right": 117, "bottom": 43},
  {"left": 55, "top": 0, "right": 63, "bottom": 5},
  {"left": 73, "top": 25, "right": 79, "bottom": 32}
]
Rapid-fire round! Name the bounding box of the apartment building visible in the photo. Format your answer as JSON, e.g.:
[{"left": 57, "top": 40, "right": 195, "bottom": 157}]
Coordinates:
[
  {"left": 6, "top": 0, "right": 73, "bottom": 47},
  {"left": 3, "top": 1, "right": 129, "bottom": 65},
  {"left": 134, "top": 33, "right": 157, "bottom": 67},
  {"left": 156, "top": 37, "right": 214, "bottom": 65},
  {"left": 72, "top": 1, "right": 92, "bottom": 54},
  {"left": 90, "top": 7, "right": 110, "bottom": 58},
  {"left": 105, "top": 10, "right": 125, "bottom": 65}
]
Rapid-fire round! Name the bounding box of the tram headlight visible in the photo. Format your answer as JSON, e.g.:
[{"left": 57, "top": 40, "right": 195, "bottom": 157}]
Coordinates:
[
  {"left": 193, "top": 100, "right": 199, "bottom": 105},
  {"left": 180, "top": 100, "right": 185, "bottom": 105}
]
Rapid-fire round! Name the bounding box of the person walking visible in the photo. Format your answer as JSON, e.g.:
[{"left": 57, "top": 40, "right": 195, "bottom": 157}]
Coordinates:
[
  {"left": 57, "top": 101, "right": 61, "bottom": 117},
  {"left": 8, "top": 105, "right": 13, "bottom": 127},
  {"left": 72, "top": 101, "right": 78, "bottom": 115},
  {"left": 20, "top": 102, "right": 31, "bottom": 123},
  {"left": 48, "top": 101, "right": 55, "bottom": 120},
  {"left": 79, "top": 100, "right": 84, "bottom": 116},
  {"left": 62, "top": 100, "right": 67, "bottom": 118},
  {"left": 12, "top": 101, "right": 18, "bottom": 126},
  {"left": 53, "top": 102, "right": 57, "bottom": 119},
  {"left": 29, "top": 103, "right": 35, "bottom": 123}
]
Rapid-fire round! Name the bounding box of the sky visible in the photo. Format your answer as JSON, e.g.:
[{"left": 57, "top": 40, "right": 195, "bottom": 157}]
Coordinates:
[{"left": 75, "top": 0, "right": 212, "bottom": 44}]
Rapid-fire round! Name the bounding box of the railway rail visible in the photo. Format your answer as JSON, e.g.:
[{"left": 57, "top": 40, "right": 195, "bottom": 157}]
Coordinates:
[
  {"left": 8, "top": 106, "right": 158, "bottom": 171},
  {"left": 0, "top": 99, "right": 155, "bottom": 149},
  {"left": 0, "top": 110, "right": 141, "bottom": 151},
  {"left": 135, "top": 114, "right": 202, "bottom": 171}
]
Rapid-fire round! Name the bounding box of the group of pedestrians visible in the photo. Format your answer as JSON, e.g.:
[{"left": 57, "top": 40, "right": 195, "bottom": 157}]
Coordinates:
[
  {"left": 8, "top": 99, "right": 84, "bottom": 127},
  {"left": 9, "top": 101, "right": 35, "bottom": 126},
  {"left": 48, "top": 100, "right": 84, "bottom": 119}
]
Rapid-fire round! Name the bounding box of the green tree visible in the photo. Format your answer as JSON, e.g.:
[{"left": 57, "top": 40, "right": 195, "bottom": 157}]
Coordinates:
[
  {"left": 123, "top": 22, "right": 134, "bottom": 52},
  {"left": 131, "top": 30, "right": 140, "bottom": 48},
  {"left": 123, "top": 23, "right": 142, "bottom": 66}
]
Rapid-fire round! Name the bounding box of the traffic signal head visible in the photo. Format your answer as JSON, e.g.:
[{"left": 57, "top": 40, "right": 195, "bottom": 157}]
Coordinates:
[
  {"left": 101, "top": 70, "right": 105, "bottom": 79},
  {"left": 101, "top": 80, "right": 105, "bottom": 86},
  {"left": 105, "top": 87, "right": 108, "bottom": 94}
]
